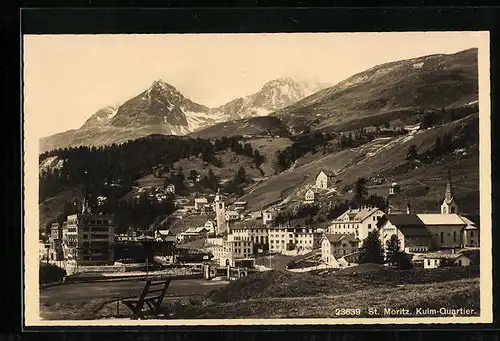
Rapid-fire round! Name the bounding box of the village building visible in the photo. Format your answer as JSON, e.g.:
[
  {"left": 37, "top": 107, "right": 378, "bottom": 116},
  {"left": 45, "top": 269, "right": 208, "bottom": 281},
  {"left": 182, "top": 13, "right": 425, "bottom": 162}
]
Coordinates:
[
  {"left": 404, "top": 123, "right": 421, "bottom": 134},
  {"left": 327, "top": 206, "right": 386, "bottom": 242},
  {"left": 421, "top": 251, "right": 473, "bottom": 269},
  {"left": 201, "top": 203, "right": 213, "bottom": 215},
  {"left": 49, "top": 221, "right": 64, "bottom": 261},
  {"left": 61, "top": 199, "right": 115, "bottom": 265},
  {"left": 233, "top": 201, "right": 248, "bottom": 212},
  {"left": 225, "top": 210, "right": 241, "bottom": 222},
  {"left": 268, "top": 224, "right": 321, "bottom": 253},
  {"left": 461, "top": 215, "right": 480, "bottom": 247},
  {"left": 314, "top": 170, "right": 337, "bottom": 189},
  {"left": 154, "top": 229, "right": 170, "bottom": 240},
  {"left": 194, "top": 197, "right": 209, "bottom": 211},
  {"left": 378, "top": 214, "right": 433, "bottom": 253},
  {"left": 247, "top": 211, "right": 262, "bottom": 220},
  {"left": 389, "top": 182, "right": 401, "bottom": 195},
  {"left": 211, "top": 234, "right": 254, "bottom": 266},
  {"left": 165, "top": 184, "right": 176, "bottom": 194},
  {"left": 206, "top": 237, "right": 224, "bottom": 246},
  {"left": 304, "top": 189, "right": 318, "bottom": 204},
  {"left": 262, "top": 210, "right": 274, "bottom": 225},
  {"left": 230, "top": 221, "right": 269, "bottom": 248},
  {"left": 320, "top": 233, "right": 359, "bottom": 267},
  {"left": 416, "top": 214, "right": 466, "bottom": 249},
  {"left": 177, "top": 227, "right": 210, "bottom": 242}
]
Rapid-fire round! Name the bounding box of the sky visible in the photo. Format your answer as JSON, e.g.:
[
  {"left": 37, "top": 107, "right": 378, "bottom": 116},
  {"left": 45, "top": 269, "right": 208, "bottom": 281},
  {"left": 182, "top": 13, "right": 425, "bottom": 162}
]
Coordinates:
[{"left": 23, "top": 32, "right": 485, "bottom": 138}]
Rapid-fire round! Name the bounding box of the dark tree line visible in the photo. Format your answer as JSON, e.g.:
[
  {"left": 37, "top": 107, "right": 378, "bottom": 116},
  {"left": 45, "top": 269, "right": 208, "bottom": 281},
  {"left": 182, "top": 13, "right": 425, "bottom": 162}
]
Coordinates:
[
  {"left": 420, "top": 105, "right": 478, "bottom": 129},
  {"left": 223, "top": 166, "right": 251, "bottom": 196},
  {"left": 111, "top": 194, "right": 176, "bottom": 233},
  {"left": 275, "top": 132, "right": 334, "bottom": 172},
  {"left": 405, "top": 121, "right": 478, "bottom": 166},
  {"left": 337, "top": 128, "right": 376, "bottom": 149},
  {"left": 275, "top": 128, "right": 385, "bottom": 173},
  {"left": 40, "top": 135, "right": 265, "bottom": 202}
]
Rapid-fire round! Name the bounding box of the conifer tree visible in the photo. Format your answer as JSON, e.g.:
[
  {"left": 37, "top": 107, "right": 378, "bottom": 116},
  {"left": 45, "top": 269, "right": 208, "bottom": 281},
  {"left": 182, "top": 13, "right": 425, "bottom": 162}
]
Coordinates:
[
  {"left": 385, "top": 234, "right": 401, "bottom": 266},
  {"left": 358, "top": 229, "right": 385, "bottom": 264},
  {"left": 406, "top": 144, "right": 419, "bottom": 161}
]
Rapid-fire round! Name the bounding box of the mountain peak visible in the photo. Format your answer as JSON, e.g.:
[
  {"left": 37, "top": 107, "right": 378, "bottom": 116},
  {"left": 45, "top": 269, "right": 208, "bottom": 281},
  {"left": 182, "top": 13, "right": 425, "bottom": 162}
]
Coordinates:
[
  {"left": 262, "top": 77, "right": 298, "bottom": 89},
  {"left": 151, "top": 79, "right": 178, "bottom": 92}
]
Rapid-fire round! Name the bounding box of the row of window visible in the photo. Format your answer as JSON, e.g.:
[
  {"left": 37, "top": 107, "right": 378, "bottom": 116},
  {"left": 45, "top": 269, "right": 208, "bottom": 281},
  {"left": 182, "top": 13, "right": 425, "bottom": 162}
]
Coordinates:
[
  {"left": 233, "top": 248, "right": 251, "bottom": 255},
  {"left": 82, "top": 227, "right": 111, "bottom": 232},
  {"left": 330, "top": 224, "right": 373, "bottom": 230},
  {"left": 82, "top": 234, "right": 111, "bottom": 240},
  {"left": 233, "top": 229, "right": 268, "bottom": 234},
  {"left": 225, "top": 241, "right": 251, "bottom": 247},
  {"left": 269, "top": 229, "right": 313, "bottom": 233},
  {"left": 83, "top": 219, "right": 113, "bottom": 225},
  {"left": 408, "top": 247, "right": 427, "bottom": 252}
]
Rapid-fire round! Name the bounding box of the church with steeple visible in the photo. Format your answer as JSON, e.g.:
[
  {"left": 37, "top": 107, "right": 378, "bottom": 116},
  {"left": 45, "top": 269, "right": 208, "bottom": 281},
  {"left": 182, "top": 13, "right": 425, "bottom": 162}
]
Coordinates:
[{"left": 441, "top": 169, "right": 458, "bottom": 214}]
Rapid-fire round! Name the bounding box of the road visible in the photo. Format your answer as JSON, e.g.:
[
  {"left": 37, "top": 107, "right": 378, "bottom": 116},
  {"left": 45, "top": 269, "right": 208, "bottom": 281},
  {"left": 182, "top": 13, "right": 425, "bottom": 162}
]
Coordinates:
[{"left": 40, "top": 279, "right": 228, "bottom": 304}]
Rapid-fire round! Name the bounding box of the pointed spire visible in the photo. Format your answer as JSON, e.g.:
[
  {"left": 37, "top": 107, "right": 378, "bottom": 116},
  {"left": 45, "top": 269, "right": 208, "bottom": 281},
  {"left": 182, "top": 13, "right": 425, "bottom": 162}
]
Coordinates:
[{"left": 445, "top": 168, "right": 453, "bottom": 203}]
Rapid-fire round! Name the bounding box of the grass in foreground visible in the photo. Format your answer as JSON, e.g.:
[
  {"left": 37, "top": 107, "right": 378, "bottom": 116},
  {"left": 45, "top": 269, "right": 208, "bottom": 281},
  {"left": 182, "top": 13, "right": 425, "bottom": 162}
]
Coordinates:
[
  {"left": 131, "top": 278, "right": 480, "bottom": 319},
  {"left": 206, "top": 265, "right": 479, "bottom": 303},
  {"left": 40, "top": 265, "right": 480, "bottom": 320}
]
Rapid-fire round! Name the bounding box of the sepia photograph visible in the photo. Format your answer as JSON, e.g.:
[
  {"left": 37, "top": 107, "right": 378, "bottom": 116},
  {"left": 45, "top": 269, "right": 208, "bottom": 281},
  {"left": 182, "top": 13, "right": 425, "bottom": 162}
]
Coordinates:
[{"left": 23, "top": 32, "right": 491, "bottom": 325}]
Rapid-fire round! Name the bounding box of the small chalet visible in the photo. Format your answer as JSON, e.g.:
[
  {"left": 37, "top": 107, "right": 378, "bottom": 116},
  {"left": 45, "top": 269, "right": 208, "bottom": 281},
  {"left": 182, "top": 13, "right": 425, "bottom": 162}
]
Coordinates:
[
  {"left": 389, "top": 182, "right": 400, "bottom": 195},
  {"left": 225, "top": 210, "right": 241, "bottom": 222},
  {"left": 194, "top": 197, "right": 208, "bottom": 211},
  {"left": 315, "top": 170, "right": 336, "bottom": 189},
  {"left": 202, "top": 203, "right": 213, "bottom": 215},
  {"left": 304, "top": 189, "right": 317, "bottom": 204},
  {"left": 262, "top": 210, "right": 274, "bottom": 225}
]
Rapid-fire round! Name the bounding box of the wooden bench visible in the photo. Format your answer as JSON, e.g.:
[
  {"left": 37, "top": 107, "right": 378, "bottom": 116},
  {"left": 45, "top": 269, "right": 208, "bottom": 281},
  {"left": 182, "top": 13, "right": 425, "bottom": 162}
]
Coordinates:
[{"left": 121, "top": 279, "right": 171, "bottom": 320}]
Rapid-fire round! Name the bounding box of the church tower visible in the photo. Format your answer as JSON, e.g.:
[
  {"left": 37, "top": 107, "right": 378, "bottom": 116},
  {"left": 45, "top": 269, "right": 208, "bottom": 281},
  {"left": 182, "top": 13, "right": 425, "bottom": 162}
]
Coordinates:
[
  {"left": 441, "top": 169, "right": 458, "bottom": 214},
  {"left": 214, "top": 189, "right": 227, "bottom": 235}
]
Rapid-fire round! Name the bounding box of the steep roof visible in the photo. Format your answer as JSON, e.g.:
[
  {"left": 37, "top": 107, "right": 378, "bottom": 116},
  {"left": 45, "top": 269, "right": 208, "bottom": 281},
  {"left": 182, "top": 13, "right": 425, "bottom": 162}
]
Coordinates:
[
  {"left": 397, "top": 226, "right": 433, "bottom": 238},
  {"left": 317, "top": 169, "right": 336, "bottom": 178},
  {"left": 416, "top": 214, "right": 467, "bottom": 226},
  {"left": 459, "top": 216, "right": 477, "bottom": 227},
  {"left": 194, "top": 197, "right": 208, "bottom": 203},
  {"left": 230, "top": 220, "right": 266, "bottom": 230},
  {"left": 162, "top": 235, "right": 177, "bottom": 242},
  {"left": 335, "top": 207, "right": 381, "bottom": 222},
  {"left": 323, "top": 233, "right": 358, "bottom": 244},
  {"left": 386, "top": 214, "right": 425, "bottom": 227}
]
